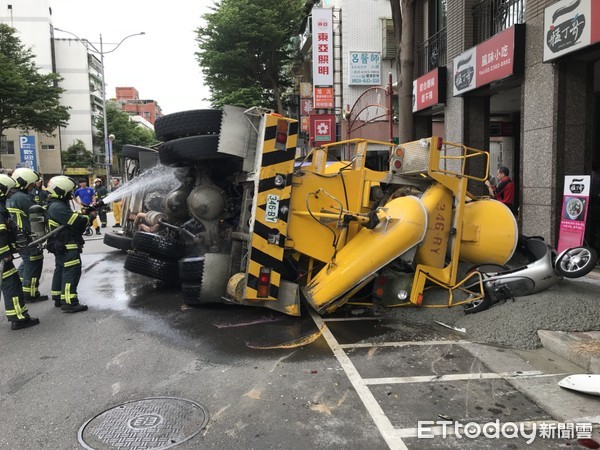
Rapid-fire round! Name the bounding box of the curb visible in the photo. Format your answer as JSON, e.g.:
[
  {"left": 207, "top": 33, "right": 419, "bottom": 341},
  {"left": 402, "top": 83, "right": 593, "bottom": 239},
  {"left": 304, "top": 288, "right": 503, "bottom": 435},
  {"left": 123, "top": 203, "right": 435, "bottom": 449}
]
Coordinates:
[{"left": 538, "top": 330, "right": 600, "bottom": 374}]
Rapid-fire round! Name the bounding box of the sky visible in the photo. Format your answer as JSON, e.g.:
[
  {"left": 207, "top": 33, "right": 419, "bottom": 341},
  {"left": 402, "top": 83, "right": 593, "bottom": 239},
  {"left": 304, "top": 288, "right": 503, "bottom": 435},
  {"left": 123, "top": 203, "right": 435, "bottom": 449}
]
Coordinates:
[{"left": 50, "top": 0, "right": 216, "bottom": 115}]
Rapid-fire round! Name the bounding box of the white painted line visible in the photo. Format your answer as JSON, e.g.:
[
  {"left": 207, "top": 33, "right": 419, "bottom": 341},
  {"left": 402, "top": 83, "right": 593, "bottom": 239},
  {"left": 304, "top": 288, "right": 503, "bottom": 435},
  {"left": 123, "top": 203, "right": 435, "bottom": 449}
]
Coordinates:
[
  {"left": 340, "top": 340, "right": 464, "bottom": 349},
  {"left": 396, "top": 420, "right": 560, "bottom": 438},
  {"left": 309, "top": 310, "right": 408, "bottom": 450},
  {"left": 322, "top": 317, "right": 383, "bottom": 322},
  {"left": 364, "top": 370, "right": 544, "bottom": 385}
]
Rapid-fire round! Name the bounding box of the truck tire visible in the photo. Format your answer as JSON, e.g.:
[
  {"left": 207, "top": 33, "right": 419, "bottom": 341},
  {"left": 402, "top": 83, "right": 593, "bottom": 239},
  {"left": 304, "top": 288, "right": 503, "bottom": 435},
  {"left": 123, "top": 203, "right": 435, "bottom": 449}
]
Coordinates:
[
  {"left": 181, "top": 282, "right": 211, "bottom": 306},
  {"left": 132, "top": 232, "right": 192, "bottom": 261},
  {"left": 122, "top": 144, "right": 156, "bottom": 160},
  {"left": 155, "top": 109, "right": 222, "bottom": 142},
  {"left": 179, "top": 256, "right": 205, "bottom": 282},
  {"left": 159, "top": 135, "right": 234, "bottom": 166},
  {"left": 103, "top": 232, "right": 132, "bottom": 251},
  {"left": 124, "top": 251, "right": 179, "bottom": 282}
]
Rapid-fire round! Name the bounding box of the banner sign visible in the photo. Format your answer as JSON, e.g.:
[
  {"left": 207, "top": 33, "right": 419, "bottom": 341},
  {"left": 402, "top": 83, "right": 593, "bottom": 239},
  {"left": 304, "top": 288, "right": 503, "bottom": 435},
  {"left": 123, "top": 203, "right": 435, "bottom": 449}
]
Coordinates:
[
  {"left": 314, "top": 86, "right": 334, "bottom": 109},
  {"left": 412, "top": 67, "right": 446, "bottom": 112},
  {"left": 19, "top": 135, "right": 37, "bottom": 172},
  {"left": 557, "top": 175, "right": 590, "bottom": 252},
  {"left": 300, "top": 116, "right": 310, "bottom": 133},
  {"left": 300, "top": 82, "right": 313, "bottom": 99},
  {"left": 309, "top": 114, "right": 336, "bottom": 146},
  {"left": 300, "top": 99, "right": 313, "bottom": 116},
  {"left": 348, "top": 51, "right": 381, "bottom": 85},
  {"left": 312, "top": 8, "right": 333, "bottom": 86},
  {"left": 543, "top": 0, "right": 600, "bottom": 62},
  {"left": 453, "top": 25, "right": 524, "bottom": 96}
]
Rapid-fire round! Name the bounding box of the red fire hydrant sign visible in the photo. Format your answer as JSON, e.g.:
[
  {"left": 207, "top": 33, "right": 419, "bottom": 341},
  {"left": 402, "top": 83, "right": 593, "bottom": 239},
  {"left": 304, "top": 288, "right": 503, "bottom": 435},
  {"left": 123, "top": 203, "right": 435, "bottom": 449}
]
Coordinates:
[{"left": 557, "top": 175, "right": 590, "bottom": 252}]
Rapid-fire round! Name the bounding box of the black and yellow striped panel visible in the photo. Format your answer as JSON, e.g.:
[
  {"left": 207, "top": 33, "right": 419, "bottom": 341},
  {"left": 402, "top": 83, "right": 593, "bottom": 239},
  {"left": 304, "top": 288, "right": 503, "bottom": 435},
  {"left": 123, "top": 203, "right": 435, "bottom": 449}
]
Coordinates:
[{"left": 246, "top": 114, "right": 298, "bottom": 301}]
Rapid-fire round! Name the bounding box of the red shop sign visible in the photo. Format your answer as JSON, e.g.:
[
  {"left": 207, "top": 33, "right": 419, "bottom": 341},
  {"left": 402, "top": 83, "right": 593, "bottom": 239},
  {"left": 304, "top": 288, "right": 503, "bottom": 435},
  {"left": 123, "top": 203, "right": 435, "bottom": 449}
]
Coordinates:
[
  {"left": 309, "top": 114, "right": 336, "bottom": 146},
  {"left": 412, "top": 67, "right": 446, "bottom": 112},
  {"left": 314, "top": 86, "right": 334, "bottom": 109}
]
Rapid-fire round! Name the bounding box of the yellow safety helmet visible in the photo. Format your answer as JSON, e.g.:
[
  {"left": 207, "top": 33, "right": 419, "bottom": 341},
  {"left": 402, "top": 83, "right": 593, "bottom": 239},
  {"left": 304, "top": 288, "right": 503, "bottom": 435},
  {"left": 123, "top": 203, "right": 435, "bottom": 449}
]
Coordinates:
[
  {"left": 47, "top": 176, "right": 77, "bottom": 199},
  {"left": 0, "top": 174, "right": 17, "bottom": 197},
  {"left": 12, "top": 167, "right": 40, "bottom": 189}
]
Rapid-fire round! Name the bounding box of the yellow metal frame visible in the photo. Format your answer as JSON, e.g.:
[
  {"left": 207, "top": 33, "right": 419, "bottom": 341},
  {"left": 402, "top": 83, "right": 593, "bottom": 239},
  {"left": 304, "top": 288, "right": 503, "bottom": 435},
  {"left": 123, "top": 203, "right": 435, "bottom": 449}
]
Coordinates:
[{"left": 409, "top": 138, "right": 490, "bottom": 308}]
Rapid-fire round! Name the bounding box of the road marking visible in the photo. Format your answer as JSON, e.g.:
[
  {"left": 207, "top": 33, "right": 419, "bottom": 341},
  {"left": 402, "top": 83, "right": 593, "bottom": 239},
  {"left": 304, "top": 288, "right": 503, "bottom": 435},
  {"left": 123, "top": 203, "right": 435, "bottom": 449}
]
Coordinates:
[
  {"left": 322, "top": 317, "right": 384, "bottom": 321},
  {"left": 363, "top": 370, "right": 544, "bottom": 385},
  {"left": 340, "top": 340, "right": 464, "bottom": 349},
  {"left": 310, "top": 310, "right": 408, "bottom": 450}
]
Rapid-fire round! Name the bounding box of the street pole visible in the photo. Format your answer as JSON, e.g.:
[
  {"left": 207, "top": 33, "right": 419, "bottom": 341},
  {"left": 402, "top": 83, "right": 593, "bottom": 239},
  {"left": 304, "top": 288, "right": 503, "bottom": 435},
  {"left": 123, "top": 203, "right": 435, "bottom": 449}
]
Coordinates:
[
  {"left": 53, "top": 28, "right": 145, "bottom": 180},
  {"left": 99, "top": 34, "right": 111, "bottom": 180}
]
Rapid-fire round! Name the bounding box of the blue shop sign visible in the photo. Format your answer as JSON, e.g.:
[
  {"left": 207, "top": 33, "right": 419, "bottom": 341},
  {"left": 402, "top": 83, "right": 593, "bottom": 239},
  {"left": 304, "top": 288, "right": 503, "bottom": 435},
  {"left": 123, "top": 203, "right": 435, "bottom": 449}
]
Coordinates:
[{"left": 19, "top": 135, "right": 37, "bottom": 172}]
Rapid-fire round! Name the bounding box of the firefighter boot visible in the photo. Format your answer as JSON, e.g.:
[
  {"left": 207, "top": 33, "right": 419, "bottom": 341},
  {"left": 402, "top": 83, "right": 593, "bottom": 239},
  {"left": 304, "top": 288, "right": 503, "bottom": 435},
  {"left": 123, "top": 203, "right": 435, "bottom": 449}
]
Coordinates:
[
  {"left": 11, "top": 317, "right": 40, "bottom": 330},
  {"left": 53, "top": 296, "right": 62, "bottom": 307},
  {"left": 32, "top": 292, "right": 49, "bottom": 302},
  {"left": 61, "top": 303, "right": 88, "bottom": 313}
]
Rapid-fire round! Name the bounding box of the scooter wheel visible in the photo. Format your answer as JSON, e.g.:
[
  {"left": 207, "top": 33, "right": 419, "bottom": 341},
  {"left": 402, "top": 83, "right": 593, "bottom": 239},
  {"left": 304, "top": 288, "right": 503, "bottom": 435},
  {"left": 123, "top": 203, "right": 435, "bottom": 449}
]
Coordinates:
[
  {"left": 555, "top": 246, "right": 598, "bottom": 279},
  {"left": 463, "top": 295, "right": 493, "bottom": 314},
  {"left": 84, "top": 228, "right": 93, "bottom": 236}
]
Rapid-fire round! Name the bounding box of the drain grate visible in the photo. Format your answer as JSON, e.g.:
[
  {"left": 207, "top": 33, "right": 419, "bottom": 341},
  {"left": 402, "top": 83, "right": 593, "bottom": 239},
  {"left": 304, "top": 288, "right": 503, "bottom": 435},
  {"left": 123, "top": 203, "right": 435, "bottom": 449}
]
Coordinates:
[{"left": 78, "top": 397, "right": 209, "bottom": 450}]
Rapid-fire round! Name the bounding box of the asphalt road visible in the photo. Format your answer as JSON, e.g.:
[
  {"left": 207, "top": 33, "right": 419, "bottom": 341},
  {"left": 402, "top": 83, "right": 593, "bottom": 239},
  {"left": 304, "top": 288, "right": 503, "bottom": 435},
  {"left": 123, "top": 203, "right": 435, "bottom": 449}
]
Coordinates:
[{"left": 0, "top": 230, "right": 598, "bottom": 449}]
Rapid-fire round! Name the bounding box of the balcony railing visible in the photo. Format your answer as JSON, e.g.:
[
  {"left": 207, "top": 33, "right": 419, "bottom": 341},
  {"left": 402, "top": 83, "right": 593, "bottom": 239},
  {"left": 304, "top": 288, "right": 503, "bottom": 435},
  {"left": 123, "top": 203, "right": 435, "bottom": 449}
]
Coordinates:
[
  {"left": 473, "top": 0, "right": 525, "bottom": 44},
  {"left": 416, "top": 27, "right": 446, "bottom": 77}
]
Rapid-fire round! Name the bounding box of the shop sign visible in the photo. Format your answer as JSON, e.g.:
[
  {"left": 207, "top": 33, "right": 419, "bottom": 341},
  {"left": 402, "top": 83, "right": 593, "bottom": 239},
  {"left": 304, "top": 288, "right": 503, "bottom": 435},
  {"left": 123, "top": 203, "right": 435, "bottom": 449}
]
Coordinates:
[
  {"left": 412, "top": 67, "right": 446, "bottom": 112},
  {"left": 348, "top": 51, "right": 381, "bottom": 85},
  {"left": 300, "top": 116, "right": 310, "bottom": 133},
  {"left": 312, "top": 8, "right": 333, "bottom": 86},
  {"left": 64, "top": 167, "right": 90, "bottom": 175},
  {"left": 300, "top": 82, "right": 313, "bottom": 99},
  {"left": 314, "top": 86, "right": 334, "bottom": 109},
  {"left": 453, "top": 25, "right": 524, "bottom": 96},
  {"left": 309, "top": 114, "right": 336, "bottom": 146},
  {"left": 543, "top": 0, "right": 600, "bottom": 62},
  {"left": 300, "top": 99, "right": 313, "bottom": 116},
  {"left": 557, "top": 175, "right": 590, "bottom": 252},
  {"left": 19, "top": 135, "right": 37, "bottom": 172}
]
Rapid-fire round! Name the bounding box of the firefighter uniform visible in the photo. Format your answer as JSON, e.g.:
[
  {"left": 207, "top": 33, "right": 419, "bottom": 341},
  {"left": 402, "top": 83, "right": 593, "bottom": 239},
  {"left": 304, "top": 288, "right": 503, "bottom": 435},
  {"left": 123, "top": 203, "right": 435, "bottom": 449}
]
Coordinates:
[
  {"left": 94, "top": 179, "right": 109, "bottom": 228},
  {"left": 0, "top": 175, "right": 39, "bottom": 330},
  {"left": 47, "top": 196, "right": 93, "bottom": 312},
  {"left": 7, "top": 187, "right": 46, "bottom": 302}
]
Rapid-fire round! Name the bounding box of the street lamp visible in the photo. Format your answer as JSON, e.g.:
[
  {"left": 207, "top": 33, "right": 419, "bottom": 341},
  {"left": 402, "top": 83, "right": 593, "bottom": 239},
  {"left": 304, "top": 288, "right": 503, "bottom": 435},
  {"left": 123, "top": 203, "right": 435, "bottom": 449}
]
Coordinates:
[{"left": 54, "top": 28, "right": 145, "bottom": 178}]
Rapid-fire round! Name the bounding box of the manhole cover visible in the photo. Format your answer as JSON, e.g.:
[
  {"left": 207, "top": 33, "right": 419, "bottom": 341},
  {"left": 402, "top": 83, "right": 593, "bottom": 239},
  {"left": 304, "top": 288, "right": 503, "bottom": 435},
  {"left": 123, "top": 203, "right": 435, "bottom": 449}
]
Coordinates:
[{"left": 78, "top": 397, "right": 209, "bottom": 449}]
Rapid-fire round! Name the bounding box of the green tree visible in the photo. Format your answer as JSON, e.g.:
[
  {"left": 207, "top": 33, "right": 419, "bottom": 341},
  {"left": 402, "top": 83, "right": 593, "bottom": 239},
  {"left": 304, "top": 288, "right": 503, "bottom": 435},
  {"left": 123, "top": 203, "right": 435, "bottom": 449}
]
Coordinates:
[
  {"left": 0, "top": 24, "right": 70, "bottom": 137},
  {"left": 196, "top": 0, "right": 305, "bottom": 113},
  {"left": 390, "top": 0, "right": 416, "bottom": 143},
  {"left": 61, "top": 139, "right": 95, "bottom": 169},
  {"left": 96, "top": 102, "right": 156, "bottom": 159}
]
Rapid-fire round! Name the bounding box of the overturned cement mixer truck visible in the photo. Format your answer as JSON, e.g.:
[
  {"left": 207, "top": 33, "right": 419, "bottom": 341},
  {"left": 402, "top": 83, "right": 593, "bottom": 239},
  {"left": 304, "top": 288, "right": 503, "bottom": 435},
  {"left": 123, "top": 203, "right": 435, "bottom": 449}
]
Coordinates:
[{"left": 108, "top": 106, "right": 596, "bottom": 316}]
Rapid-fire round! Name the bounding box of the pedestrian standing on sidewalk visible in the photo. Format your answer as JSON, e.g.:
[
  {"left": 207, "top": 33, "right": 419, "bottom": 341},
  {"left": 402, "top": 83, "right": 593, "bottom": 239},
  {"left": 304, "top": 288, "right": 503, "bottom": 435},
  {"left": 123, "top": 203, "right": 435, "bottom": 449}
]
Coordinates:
[
  {"left": 73, "top": 179, "right": 101, "bottom": 235},
  {"left": 0, "top": 174, "right": 40, "bottom": 330},
  {"left": 93, "top": 178, "right": 108, "bottom": 228},
  {"left": 7, "top": 167, "right": 48, "bottom": 303},
  {"left": 485, "top": 166, "right": 516, "bottom": 215},
  {"left": 111, "top": 178, "right": 122, "bottom": 227},
  {"left": 46, "top": 176, "right": 96, "bottom": 313}
]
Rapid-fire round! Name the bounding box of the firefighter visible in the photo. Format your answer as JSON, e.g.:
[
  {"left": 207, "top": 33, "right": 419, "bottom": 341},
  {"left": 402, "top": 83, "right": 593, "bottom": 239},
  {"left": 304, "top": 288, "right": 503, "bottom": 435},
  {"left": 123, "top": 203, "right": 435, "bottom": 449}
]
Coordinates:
[
  {"left": 111, "top": 178, "right": 122, "bottom": 227},
  {"left": 31, "top": 179, "right": 49, "bottom": 205},
  {"left": 0, "top": 174, "right": 40, "bottom": 330},
  {"left": 93, "top": 178, "right": 108, "bottom": 228},
  {"left": 46, "top": 176, "right": 96, "bottom": 313},
  {"left": 7, "top": 167, "right": 48, "bottom": 303}
]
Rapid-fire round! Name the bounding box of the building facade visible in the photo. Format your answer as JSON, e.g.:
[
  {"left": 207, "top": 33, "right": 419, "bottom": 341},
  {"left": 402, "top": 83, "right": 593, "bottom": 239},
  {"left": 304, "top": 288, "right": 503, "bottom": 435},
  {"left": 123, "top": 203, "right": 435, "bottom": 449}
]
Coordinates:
[
  {"left": 297, "top": 0, "right": 600, "bottom": 256},
  {"left": 115, "top": 87, "right": 162, "bottom": 125}
]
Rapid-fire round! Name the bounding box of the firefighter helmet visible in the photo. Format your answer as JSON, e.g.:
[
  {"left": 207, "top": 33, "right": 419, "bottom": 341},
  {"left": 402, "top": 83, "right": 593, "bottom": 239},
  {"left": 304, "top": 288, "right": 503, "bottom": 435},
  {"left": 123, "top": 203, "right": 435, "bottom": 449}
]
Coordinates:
[
  {"left": 94, "top": 178, "right": 102, "bottom": 184},
  {"left": 0, "top": 174, "right": 17, "bottom": 197},
  {"left": 12, "top": 167, "right": 40, "bottom": 189},
  {"left": 47, "top": 176, "right": 77, "bottom": 199}
]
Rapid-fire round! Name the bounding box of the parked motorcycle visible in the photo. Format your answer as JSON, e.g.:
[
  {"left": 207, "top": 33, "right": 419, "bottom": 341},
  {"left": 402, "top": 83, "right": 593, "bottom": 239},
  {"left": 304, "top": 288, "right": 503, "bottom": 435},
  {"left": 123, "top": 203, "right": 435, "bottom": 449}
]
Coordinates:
[{"left": 464, "top": 236, "right": 598, "bottom": 314}]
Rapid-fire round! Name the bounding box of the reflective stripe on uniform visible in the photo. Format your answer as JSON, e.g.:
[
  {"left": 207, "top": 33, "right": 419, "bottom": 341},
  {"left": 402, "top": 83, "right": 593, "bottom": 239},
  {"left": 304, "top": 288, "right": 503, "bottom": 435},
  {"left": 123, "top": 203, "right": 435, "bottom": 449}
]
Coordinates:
[
  {"left": 0, "top": 224, "right": 6, "bottom": 230},
  {"left": 7, "top": 208, "right": 26, "bottom": 229},
  {"left": 64, "top": 283, "right": 77, "bottom": 302},
  {"left": 30, "top": 254, "right": 44, "bottom": 261},
  {"left": 67, "top": 213, "right": 79, "bottom": 225},
  {"left": 64, "top": 259, "right": 80, "bottom": 268},
  {"left": 2, "top": 267, "right": 17, "bottom": 279},
  {"left": 30, "top": 277, "right": 38, "bottom": 292},
  {"left": 51, "top": 290, "right": 61, "bottom": 296},
  {"left": 22, "top": 286, "right": 32, "bottom": 294},
  {"left": 11, "top": 297, "right": 27, "bottom": 320},
  {"left": 65, "top": 244, "right": 79, "bottom": 250},
  {"left": 0, "top": 244, "right": 10, "bottom": 254},
  {"left": 48, "top": 219, "right": 60, "bottom": 228}
]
